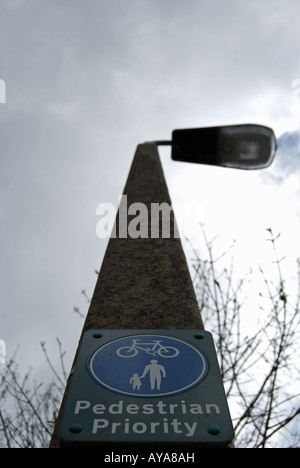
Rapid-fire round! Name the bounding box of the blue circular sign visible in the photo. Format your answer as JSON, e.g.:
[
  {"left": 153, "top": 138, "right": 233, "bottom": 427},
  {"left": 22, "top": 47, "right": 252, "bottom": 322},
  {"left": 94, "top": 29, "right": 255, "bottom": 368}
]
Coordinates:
[{"left": 87, "top": 334, "right": 208, "bottom": 397}]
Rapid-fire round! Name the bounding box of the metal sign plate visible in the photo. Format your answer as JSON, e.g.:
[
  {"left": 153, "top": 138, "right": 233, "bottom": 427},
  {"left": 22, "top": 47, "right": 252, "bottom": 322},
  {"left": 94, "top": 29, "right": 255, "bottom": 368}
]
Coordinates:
[{"left": 58, "top": 330, "right": 234, "bottom": 448}]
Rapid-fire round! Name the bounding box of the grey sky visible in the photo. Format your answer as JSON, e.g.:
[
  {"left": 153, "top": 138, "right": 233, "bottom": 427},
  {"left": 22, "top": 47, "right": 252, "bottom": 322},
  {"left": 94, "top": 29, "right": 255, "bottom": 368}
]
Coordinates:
[{"left": 1, "top": 0, "right": 300, "bottom": 379}]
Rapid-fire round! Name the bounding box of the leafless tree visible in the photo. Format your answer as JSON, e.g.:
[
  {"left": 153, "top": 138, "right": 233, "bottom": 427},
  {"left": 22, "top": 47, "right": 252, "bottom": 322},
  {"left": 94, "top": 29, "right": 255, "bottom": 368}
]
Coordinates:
[
  {"left": 190, "top": 226, "right": 300, "bottom": 448},
  {"left": 0, "top": 340, "right": 66, "bottom": 448}
]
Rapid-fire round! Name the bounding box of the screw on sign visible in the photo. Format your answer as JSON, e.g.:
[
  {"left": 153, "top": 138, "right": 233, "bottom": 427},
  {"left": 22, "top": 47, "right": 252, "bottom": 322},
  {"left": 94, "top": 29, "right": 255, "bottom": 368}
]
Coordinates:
[{"left": 57, "top": 330, "right": 235, "bottom": 447}]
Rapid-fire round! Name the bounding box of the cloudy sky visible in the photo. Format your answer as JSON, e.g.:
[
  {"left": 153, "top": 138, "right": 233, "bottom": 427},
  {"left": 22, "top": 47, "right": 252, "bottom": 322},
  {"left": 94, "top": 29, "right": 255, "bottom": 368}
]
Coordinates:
[{"left": 1, "top": 0, "right": 300, "bottom": 382}]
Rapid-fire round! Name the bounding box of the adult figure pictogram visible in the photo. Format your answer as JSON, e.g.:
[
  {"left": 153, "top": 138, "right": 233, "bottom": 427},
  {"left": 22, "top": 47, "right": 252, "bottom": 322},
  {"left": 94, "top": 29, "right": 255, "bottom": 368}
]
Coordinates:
[{"left": 140, "top": 360, "right": 166, "bottom": 390}]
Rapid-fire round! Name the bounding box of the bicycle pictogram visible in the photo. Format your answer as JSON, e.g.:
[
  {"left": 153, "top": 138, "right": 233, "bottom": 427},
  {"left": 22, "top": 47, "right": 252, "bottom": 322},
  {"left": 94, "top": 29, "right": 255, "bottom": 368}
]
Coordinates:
[{"left": 116, "top": 338, "right": 179, "bottom": 358}]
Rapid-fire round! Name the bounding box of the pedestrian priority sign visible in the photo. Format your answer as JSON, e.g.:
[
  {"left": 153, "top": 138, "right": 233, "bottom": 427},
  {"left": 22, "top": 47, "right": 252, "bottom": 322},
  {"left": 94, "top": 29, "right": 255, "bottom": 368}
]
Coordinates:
[{"left": 58, "top": 330, "right": 234, "bottom": 448}]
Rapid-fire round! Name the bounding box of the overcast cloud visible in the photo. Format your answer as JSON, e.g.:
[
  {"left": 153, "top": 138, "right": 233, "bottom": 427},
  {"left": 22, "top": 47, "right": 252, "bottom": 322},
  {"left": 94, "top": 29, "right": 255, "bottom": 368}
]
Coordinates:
[{"left": 1, "top": 0, "right": 300, "bottom": 382}]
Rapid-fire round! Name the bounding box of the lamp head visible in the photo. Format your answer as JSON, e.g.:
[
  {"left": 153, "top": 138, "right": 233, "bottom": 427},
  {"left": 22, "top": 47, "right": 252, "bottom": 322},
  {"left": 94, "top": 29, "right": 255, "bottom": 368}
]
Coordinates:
[{"left": 171, "top": 124, "right": 276, "bottom": 170}]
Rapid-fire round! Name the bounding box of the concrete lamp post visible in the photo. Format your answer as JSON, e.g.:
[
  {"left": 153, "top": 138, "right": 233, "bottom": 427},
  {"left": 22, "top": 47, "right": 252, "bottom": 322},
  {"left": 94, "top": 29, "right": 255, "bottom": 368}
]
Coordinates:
[{"left": 50, "top": 124, "right": 276, "bottom": 450}]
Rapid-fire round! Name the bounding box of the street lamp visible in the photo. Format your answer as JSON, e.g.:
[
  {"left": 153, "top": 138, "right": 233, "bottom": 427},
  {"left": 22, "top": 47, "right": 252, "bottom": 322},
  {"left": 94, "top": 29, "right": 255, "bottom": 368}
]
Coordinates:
[
  {"left": 168, "top": 123, "right": 276, "bottom": 170},
  {"left": 51, "top": 123, "right": 276, "bottom": 450}
]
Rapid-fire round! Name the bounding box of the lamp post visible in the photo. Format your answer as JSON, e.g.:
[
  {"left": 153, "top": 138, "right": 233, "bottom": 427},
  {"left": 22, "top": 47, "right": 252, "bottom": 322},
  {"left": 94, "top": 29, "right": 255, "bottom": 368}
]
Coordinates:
[{"left": 50, "top": 124, "right": 276, "bottom": 450}]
